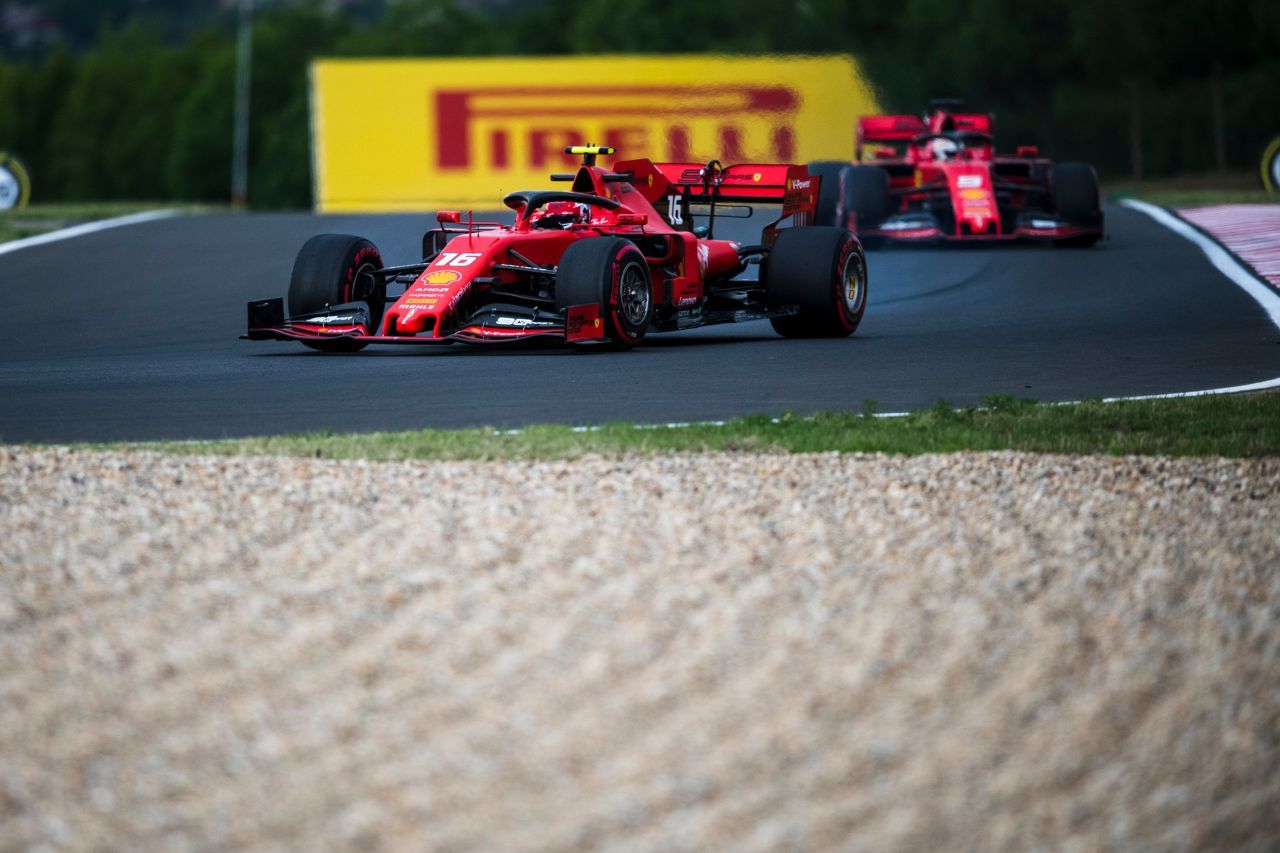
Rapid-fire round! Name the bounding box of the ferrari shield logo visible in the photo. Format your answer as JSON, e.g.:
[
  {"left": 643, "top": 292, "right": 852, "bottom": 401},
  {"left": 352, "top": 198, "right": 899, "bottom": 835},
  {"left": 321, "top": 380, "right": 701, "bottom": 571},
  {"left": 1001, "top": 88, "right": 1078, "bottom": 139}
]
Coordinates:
[{"left": 565, "top": 304, "right": 604, "bottom": 341}]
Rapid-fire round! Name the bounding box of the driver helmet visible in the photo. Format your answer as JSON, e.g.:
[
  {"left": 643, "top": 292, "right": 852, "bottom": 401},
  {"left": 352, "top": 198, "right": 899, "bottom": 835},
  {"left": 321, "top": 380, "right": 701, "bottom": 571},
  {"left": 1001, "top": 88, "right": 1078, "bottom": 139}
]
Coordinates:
[
  {"left": 531, "top": 200, "right": 589, "bottom": 229},
  {"left": 929, "top": 137, "right": 959, "bottom": 161}
]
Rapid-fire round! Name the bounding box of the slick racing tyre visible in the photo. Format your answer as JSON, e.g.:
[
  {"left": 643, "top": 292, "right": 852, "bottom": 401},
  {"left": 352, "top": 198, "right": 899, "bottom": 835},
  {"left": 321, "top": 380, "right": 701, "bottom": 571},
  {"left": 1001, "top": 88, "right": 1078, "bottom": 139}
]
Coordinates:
[
  {"left": 1050, "top": 162, "right": 1102, "bottom": 247},
  {"left": 1262, "top": 136, "right": 1280, "bottom": 192},
  {"left": 840, "top": 166, "right": 891, "bottom": 234},
  {"left": 555, "top": 237, "right": 652, "bottom": 350},
  {"left": 765, "top": 226, "right": 867, "bottom": 338},
  {"left": 288, "top": 234, "right": 385, "bottom": 352},
  {"left": 806, "top": 161, "right": 849, "bottom": 226}
]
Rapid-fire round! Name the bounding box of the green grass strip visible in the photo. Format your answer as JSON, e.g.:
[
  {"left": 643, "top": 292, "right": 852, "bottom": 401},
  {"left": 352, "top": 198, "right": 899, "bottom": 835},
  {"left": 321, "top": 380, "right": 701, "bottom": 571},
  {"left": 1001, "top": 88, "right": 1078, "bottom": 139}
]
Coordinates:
[
  {"left": 1117, "top": 188, "right": 1276, "bottom": 208},
  {"left": 1106, "top": 172, "right": 1277, "bottom": 208},
  {"left": 101, "top": 394, "right": 1280, "bottom": 461}
]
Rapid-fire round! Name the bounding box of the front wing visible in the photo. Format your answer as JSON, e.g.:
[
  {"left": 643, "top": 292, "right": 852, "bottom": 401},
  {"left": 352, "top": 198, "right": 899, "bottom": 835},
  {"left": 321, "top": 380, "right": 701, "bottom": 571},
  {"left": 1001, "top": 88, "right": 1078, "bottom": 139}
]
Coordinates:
[
  {"left": 242, "top": 298, "right": 606, "bottom": 346},
  {"left": 859, "top": 210, "right": 1103, "bottom": 243}
]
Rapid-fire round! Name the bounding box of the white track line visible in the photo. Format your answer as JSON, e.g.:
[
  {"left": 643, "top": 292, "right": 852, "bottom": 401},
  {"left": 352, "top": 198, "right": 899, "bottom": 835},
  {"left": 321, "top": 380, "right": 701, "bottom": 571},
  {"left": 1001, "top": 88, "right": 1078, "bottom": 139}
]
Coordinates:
[
  {"left": 1178, "top": 205, "right": 1280, "bottom": 288},
  {"left": 0, "top": 209, "right": 181, "bottom": 257},
  {"left": 1120, "top": 198, "right": 1280, "bottom": 332},
  {"left": 1100, "top": 375, "right": 1280, "bottom": 401}
]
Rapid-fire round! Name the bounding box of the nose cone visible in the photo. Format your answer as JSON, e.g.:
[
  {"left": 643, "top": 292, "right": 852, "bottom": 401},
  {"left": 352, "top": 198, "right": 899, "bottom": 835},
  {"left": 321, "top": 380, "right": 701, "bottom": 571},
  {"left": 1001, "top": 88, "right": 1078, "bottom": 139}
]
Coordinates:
[
  {"left": 387, "top": 266, "right": 479, "bottom": 337},
  {"left": 394, "top": 308, "right": 434, "bottom": 335},
  {"left": 949, "top": 168, "right": 998, "bottom": 236}
]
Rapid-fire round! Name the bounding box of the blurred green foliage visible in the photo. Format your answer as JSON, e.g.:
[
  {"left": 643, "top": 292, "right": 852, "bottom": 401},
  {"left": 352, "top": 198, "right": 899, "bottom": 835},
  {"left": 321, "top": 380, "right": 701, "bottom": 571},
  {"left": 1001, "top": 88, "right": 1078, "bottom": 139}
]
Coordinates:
[{"left": 0, "top": 0, "right": 1275, "bottom": 208}]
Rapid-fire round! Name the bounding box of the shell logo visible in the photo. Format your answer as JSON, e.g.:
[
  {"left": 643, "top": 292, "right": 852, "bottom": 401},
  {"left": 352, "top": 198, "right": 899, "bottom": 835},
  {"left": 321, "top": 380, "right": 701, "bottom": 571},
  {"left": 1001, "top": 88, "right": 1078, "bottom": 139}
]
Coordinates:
[
  {"left": 425, "top": 269, "right": 462, "bottom": 285},
  {"left": 753, "top": 173, "right": 762, "bottom": 182}
]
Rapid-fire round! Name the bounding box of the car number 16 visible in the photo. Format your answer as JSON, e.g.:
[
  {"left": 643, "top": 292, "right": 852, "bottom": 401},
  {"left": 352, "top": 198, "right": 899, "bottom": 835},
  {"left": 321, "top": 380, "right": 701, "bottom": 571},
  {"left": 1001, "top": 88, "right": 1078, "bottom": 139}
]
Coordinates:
[{"left": 436, "top": 252, "right": 482, "bottom": 267}]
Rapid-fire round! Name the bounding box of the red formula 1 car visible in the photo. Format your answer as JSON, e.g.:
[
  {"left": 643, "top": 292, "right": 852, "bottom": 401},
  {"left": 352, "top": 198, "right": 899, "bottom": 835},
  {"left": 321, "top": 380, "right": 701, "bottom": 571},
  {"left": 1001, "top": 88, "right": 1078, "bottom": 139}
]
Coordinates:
[
  {"left": 809, "top": 100, "right": 1103, "bottom": 246},
  {"left": 244, "top": 146, "right": 866, "bottom": 351}
]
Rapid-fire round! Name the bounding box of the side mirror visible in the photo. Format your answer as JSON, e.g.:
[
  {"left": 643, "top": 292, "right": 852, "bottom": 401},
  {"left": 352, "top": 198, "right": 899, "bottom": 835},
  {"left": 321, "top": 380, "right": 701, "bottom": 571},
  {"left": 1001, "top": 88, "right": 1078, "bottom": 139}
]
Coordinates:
[
  {"left": 615, "top": 213, "right": 648, "bottom": 226},
  {"left": 1016, "top": 146, "right": 1039, "bottom": 158},
  {"left": 436, "top": 210, "right": 461, "bottom": 223}
]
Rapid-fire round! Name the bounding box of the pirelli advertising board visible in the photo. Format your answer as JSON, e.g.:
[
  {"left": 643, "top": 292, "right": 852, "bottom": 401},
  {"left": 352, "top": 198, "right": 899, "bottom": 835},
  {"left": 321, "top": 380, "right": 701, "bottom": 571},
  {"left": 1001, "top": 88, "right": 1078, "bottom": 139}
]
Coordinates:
[{"left": 311, "top": 54, "right": 879, "bottom": 211}]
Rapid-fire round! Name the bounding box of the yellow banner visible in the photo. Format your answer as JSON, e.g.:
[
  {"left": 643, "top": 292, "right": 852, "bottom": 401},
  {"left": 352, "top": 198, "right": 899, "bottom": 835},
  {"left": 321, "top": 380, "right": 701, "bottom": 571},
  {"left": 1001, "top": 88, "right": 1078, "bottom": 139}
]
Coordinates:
[{"left": 311, "top": 54, "right": 879, "bottom": 212}]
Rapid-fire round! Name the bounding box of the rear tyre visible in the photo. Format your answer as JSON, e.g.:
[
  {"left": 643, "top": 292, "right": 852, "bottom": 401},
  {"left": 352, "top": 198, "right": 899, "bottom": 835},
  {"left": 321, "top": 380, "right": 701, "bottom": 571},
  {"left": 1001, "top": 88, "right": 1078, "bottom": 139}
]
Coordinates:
[
  {"left": 1050, "top": 162, "right": 1102, "bottom": 247},
  {"left": 555, "top": 237, "right": 651, "bottom": 350},
  {"left": 806, "top": 161, "right": 849, "bottom": 226},
  {"left": 288, "top": 234, "right": 385, "bottom": 351},
  {"left": 765, "top": 226, "right": 867, "bottom": 338},
  {"left": 841, "top": 166, "right": 891, "bottom": 234}
]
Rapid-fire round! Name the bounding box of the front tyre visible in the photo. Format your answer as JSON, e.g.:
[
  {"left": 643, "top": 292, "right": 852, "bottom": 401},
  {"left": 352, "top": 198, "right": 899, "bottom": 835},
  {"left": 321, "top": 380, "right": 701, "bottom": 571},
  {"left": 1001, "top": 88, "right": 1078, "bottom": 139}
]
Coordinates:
[
  {"left": 841, "top": 166, "right": 891, "bottom": 234},
  {"left": 765, "top": 226, "right": 867, "bottom": 338},
  {"left": 555, "top": 237, "right": 652, "bottom": 350},
  {"left": 288, "top": 234, "right": 385, "bottom": 351},
  {"left": 1050, "top": 162, "right": 1102, "bottom": 247}
]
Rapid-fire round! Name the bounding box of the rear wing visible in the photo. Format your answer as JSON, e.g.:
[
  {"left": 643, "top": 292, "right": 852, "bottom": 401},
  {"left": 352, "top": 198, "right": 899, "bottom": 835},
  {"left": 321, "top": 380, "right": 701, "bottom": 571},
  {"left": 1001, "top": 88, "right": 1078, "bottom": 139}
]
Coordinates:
[
  {"left": 616, "top": 160, "right": 819, "bottom": 219},
  {"left": 858, "top": 115, "right": 927, "bottom": 144},
  {"left": 857, "top": 115, "right": 925, "bottom": 160},
  {"left": 939, "top": 112, "right": 994, "bottom": 134},
  {"left": 856, "top": 111, "right": 996, "bottom": 159}
]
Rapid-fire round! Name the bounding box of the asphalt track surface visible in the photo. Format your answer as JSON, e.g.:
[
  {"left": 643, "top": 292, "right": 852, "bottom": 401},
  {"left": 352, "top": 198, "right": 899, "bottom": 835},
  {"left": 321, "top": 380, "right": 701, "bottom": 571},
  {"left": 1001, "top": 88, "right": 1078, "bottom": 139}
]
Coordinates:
[{"left": 1, "top": 203, "right": 1278, "bottom": 442}]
